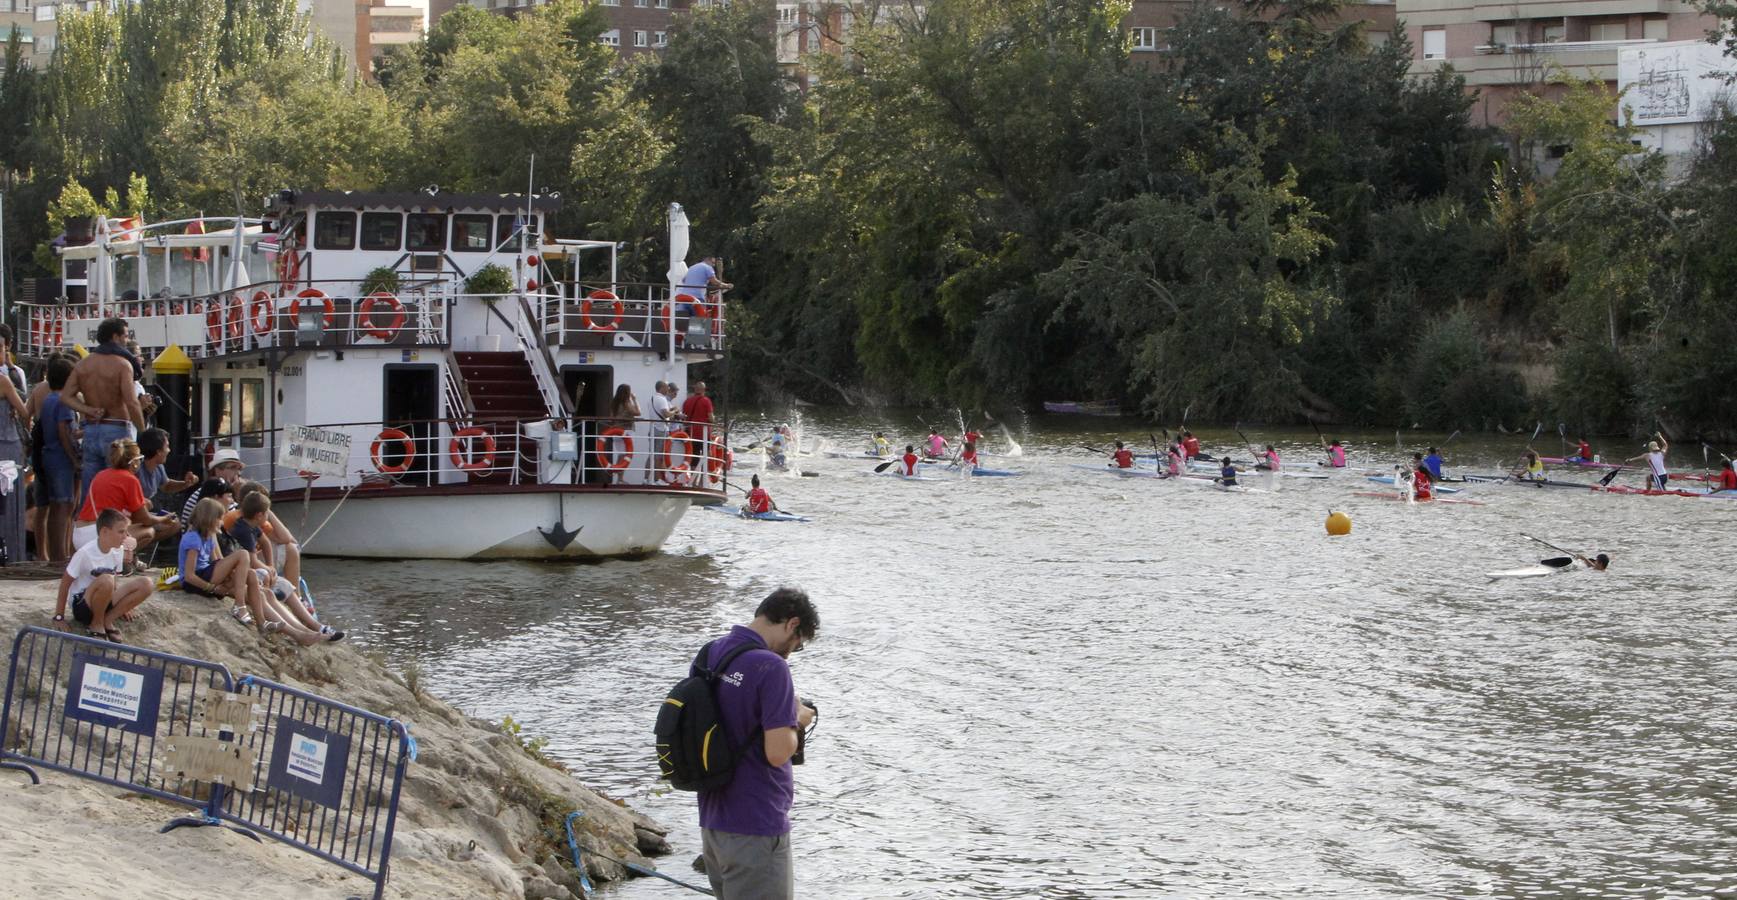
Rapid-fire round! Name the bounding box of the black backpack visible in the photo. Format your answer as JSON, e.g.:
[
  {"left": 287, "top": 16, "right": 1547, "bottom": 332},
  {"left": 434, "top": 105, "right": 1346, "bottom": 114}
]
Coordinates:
[{"left": 655, "top": 641, "right": 762, "bottom": 792}]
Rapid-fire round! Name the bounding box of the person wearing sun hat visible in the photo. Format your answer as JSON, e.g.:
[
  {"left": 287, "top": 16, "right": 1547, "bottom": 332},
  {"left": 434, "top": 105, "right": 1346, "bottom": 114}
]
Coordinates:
[
  {"left": 1625, "top": 433, "right": 1671, "bottom": 490},
  {"left": 180, "top": 448, "right": 246, "bottom": 525}
]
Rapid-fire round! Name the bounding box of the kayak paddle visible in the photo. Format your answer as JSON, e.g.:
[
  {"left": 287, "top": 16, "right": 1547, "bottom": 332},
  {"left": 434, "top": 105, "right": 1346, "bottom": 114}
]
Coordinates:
[
  {"left": 873, "top": 459, "right": 897, "bottom": 474},
  {"left": 1598, "top": 464, "right": 1625, "bottom": 487}
]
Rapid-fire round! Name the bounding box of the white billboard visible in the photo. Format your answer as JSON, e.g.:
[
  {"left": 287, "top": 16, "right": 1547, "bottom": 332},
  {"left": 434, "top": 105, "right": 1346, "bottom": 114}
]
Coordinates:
[{"left": 1618, "top": 41, "right": 1736, "bottom": 127}]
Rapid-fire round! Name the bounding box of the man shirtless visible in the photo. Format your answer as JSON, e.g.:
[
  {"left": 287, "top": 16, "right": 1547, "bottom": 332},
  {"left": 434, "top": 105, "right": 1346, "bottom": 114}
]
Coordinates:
[{"left": 61, "top": 318, "right": 145, "bottom": 502}]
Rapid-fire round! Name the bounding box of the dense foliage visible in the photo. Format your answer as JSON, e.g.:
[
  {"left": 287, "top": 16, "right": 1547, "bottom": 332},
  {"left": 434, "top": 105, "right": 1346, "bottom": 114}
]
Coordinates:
[{"left": 3, "top": 0, "right": 1736, "bottom": 437}]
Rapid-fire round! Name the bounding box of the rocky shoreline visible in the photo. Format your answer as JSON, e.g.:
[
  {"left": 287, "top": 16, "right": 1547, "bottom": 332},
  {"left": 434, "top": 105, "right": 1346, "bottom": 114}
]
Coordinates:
[{"left": 0, "top": 574, "right": 671, "bottom": 900}]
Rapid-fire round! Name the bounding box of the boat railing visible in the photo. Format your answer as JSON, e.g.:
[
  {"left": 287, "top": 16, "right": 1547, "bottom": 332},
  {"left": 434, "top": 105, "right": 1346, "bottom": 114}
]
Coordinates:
[
  {"left": 527, "top": 280, "right": 727, "bottom": 355},
  {"left": 14, "top": 280, "right": 452, "bottom": 359},
  {"left": 197, "top": 415, "right": 729, "bottom": 496}
]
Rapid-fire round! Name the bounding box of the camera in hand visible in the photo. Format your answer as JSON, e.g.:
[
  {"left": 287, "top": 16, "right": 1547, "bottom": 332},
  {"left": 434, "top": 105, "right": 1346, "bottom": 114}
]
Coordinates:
[{"left": 792, "top": 698, "right": 818, "bottom": 766}]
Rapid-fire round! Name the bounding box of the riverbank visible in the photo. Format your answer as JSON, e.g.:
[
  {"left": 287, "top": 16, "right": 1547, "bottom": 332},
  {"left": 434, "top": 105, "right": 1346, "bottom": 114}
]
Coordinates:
[{"left": 0, "top": 573, "right": 672, "bottom": 900}]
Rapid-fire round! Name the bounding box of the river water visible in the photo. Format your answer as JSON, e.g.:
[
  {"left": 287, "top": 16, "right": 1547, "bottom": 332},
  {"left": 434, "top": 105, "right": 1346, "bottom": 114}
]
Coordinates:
[{"left": 308, "top": 413, "right": 1737, "bottom": 898}]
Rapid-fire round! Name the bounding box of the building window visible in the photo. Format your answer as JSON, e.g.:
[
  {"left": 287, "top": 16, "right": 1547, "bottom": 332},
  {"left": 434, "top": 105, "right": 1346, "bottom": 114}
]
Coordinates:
[
  {"left": 497, "top": 214, "right": 537, "bottom": 250},
  {"left": 600, "top": 0, "right": 616, "bottom": 5},
  {"left": 1490, "top": 24, "right": 1515, "bottom": 46},
  {"left": 1367, "top": 30, "right": 1390, "bottom": 46},
  {"left": 600, "top": 28, "right": 619, "bottom": 46},
  {"left": 776, "top": 4, "right": 795, "bottom": 23},
  {"left": 360, "top": 212, "right": 402, "bottom": 251},
  {"left": 634, "top": 29, "right": 647, "bottom": 46},
  {"left": 313, "top": 211, "right": 357, "bottom": 251},
  {"left": 655, "top": 0, "right": 668, "bottom": 7},
  {"left": 1643, "top": 17, "right": 1667, "bottom": 41},
  {"left": 1131, "top": 26, "right": 1156, "bottom": 51},
  {"left": 634, "top": 0, "right": 646, "bottom": 6},
  {"left": 406, "top": 213, "right": 446, "bottom": 252},
  {"left": 451, "top": 214, "right": 493, "bottom": 252},
  {"left": 1589, "top": 22, "right": 1625, "bottom": 41},
  {"left": 654, "top": 31, "right": 667, "bottom": 46},
  {"left": 1542, "top": 23, "right": 1564, "bottom": 43},
  {"left": 208, "top": 380, "right": 233, "bottom": 439},
  {"left": 1422, "top": 27, "right": 1445, "bottom": 59}
]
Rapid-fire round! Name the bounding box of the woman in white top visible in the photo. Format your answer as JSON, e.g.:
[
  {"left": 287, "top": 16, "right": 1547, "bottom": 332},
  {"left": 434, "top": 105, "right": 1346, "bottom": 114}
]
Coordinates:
[{"left": 1626, "top": 434, "right": 1670, "bottom": 490}]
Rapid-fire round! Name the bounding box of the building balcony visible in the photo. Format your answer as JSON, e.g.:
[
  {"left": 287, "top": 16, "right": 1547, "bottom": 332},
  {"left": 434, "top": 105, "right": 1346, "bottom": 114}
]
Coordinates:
[
  {"left": 1470, "top": 0, "right": 1667, "bottom": 20},
  {"left": 1474, "top": 37, "right": 1657, "bottom": 55}
]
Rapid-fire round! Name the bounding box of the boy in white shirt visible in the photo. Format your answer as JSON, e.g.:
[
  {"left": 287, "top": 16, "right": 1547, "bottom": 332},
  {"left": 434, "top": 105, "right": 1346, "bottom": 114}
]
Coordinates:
[{"left": 53, "top": 508, "right": 155, "bottom": 642}]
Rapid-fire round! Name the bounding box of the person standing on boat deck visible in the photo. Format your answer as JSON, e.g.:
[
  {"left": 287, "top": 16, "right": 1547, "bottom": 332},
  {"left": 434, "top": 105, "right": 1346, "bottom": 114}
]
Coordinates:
[
  {"left": 1626, "top": 435, "right": 1671, "bottom": 490},
  {"left": 0, "top": 325, "right": 30, "bottom": 561},
  {"left": 648, "top": 380, "right": 673, "bottom": 482},
  {"left": 693, "top": 588, "right": 818, "bottom": 900},
  {"left": 61, "top": 318, "right": 144, "bottom": 503},
  {"left": 1110, "top": 441, "right": 1134, "bottom": 469},
  {"left": 682, "top": 381, "right": 715, "bottom": 472},
  {"left": 1326, "top": 439, "right": 1347, "bottom": 468},
  {"left": 676, "top": 255, "right": 732, "bottom": 343},
  {"left": 1423, "top": 447, "right": 1444, "bottom": 480},
  {"left": 609, "top": 385, "right": 640, "bottom": 485}
]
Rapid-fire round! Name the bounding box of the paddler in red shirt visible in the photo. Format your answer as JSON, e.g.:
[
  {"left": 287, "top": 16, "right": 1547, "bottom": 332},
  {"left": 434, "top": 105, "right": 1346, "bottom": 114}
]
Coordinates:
[
  {"left": 1720, "top": 459, "right": 1737, "bottom": 491},
  {"left": 1181, "top": 431, "right": 1202, "bottom": 459},
  {"left": 744, "top": 474, "right": 774, "bottom": 514},
  {"left": 1110, "top": 441, "right": 1134, "bottom": 469},
  {"left": 1573, "top": 437, "right": 1593, "bottom": 462},
  {"left": 1412, "top": 463, "right": 1434, "bottom": 501},
  {"left": 900, "top": 445, "right": 920, "bottom": 476},
  {"left": 960, "top": 441, "right": 980, "bottom": 471}
]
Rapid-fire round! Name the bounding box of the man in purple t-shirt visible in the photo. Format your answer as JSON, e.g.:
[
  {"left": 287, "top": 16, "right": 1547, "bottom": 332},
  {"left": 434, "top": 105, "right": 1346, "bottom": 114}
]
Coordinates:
[{"left": 695, "top": 587, "right": 819, "bottom": 899}]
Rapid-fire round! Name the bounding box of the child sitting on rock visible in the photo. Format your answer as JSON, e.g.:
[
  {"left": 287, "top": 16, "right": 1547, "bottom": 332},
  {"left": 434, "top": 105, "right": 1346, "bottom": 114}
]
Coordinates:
[
  {"left": 228, "top": 492, "right": 342, "bottom": 642},
  {"left": 53, "top": 508, "right": 155, "bottom": 643}
]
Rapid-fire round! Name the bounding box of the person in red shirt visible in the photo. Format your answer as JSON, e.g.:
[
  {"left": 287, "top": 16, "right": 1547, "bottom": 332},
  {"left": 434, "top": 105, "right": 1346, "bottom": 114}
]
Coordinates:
[
  {"left": 1181, "top": 431, "right": 1202, "bottom": 459},
  {"left": 1719, "top": 459, "right": 1736, "bottom": 492},
  {"left": 680, "top": 381, "right": 715, "bottom": 471},
  {"left": 1110, "top": 441, "right": 1134, "bottom": 469},
  {"left": 962, "top": 428, "right": 983, "bottom": 450},
  {"left": 744, "top": 474, "right": 774, "bottom": 514},
  {"left": 960, "top": 441, "right": 979, "bottom": 471},
  {"left": 1573, "top": 438, "right": 1593, "bottom": 462},
  {"left": 900, "top": 445, "right": 920, "bottom": 477},
  {"left": 72, "top": 439, "right": 179, "bottom": 552},
  {"left": 1412, "top": 463, "right": 1434, "bottom": 501}
]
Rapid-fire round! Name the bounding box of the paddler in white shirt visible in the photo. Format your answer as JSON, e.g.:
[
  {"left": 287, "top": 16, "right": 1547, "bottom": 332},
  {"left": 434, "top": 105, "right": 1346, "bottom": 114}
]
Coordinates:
[{"left": 1625, "top": 434, "right": 1671, "bottom": 490}]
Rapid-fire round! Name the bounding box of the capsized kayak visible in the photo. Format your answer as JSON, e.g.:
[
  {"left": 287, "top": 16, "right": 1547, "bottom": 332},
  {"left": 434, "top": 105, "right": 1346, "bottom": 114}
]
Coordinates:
[
  {"left": 709, "top": 505, "right": 811, "bottom": 523},
  {"left": 1364, "top": 475, "right": 1461, "bottom": 494}
]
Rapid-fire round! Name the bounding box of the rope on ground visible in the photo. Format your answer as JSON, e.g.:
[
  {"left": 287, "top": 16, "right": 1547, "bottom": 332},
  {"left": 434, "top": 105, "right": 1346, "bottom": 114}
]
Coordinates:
[{"left": 563, "top": 810, "right": 713, "bottom": 897}]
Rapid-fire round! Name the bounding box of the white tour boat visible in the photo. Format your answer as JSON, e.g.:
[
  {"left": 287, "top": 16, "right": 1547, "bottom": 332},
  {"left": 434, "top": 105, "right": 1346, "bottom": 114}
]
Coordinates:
[{"left": 20, "top": 190, "right": 730, "bottom": 559}]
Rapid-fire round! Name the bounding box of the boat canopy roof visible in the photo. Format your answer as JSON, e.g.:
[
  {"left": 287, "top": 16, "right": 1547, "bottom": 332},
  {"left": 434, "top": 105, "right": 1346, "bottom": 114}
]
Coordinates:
[
  {"left": 270, "top": 189, "right": 562, "bottom": 215},
  {"left": 58, "top": 223, "right": 268, "bottom": 259}
]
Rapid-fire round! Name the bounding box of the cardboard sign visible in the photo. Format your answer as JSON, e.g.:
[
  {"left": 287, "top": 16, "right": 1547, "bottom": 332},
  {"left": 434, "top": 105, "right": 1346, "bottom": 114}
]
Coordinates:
[
  {"left": 276, "top": 425, "right": 354, "bottom": 477},
  {"left": 64, "top": 654, "right": 161, "bottom": 736},
  {"left": 162, "top": 735, "right": 257, "bottom": 790},
  {"left": 266, "top": 716, "right": 350, "bottom": 810},
  {"left": 201, "top": 692, "right": 262, "bottom": 734}
]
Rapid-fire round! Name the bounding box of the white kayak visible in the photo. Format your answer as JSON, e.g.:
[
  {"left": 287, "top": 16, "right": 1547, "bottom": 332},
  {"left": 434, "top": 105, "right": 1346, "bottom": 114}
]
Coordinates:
[
  {"left": 1485, "top": 558, "right": 1581, "bottom": 581},
  {"left": 1069, "top": 463, "right": 1167, "bottom": 479},
  {"left": 826, "top": 450, "right": 890, "bottom": 460}
]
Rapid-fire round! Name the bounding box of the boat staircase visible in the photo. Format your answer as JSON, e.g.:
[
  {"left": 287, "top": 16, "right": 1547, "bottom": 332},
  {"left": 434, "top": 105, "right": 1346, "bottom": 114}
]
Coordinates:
[{"left": 452, "top": 351, "right": 550, "bottom": 483}]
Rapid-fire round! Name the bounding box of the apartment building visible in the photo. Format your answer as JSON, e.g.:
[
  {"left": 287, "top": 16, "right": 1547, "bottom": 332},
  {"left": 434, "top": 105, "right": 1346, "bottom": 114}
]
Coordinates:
[
  {"left": 1399, "top": 0, "right": 1714, "bottom": 125},
  {"left": 0, "top": 0, "right": 39, "bottom": 67},
  {"left": 1124, "top": 0, "right": 1400, "bottom": 59},
  {"left": 302, "top": 0, "right": 428, "bottom": 80},
  {"left": 472, "top": 0, "right": 680, "bottom": 57}
]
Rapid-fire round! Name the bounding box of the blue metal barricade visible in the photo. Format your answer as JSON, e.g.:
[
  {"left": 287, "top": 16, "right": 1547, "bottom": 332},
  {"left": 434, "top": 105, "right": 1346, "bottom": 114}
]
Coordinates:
[
  {"left": 0, "top": 625, "right": 238, "bottom": 829},
  {"left": 220, "top": 674, "right": 414, "bottom": 900}
]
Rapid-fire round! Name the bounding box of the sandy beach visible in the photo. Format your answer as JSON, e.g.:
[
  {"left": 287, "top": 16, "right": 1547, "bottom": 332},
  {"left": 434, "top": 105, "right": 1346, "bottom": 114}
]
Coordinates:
[{"left": 0, "top": 572, "right": 672, "bottom": 900}]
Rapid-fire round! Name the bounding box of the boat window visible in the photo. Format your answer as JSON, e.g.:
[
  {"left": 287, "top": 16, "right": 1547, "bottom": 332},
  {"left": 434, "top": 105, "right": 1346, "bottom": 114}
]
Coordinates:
[
  {"left": 407, "top": 213, "right": 446, "bottom": 252},
  {"left": 239, "top": 378, "right": 265, "bottom": 448},
  {"left": 314, "top": 211, "right": 357, "bottom": 250},
  {"left": 451, "top": 214, "right": 493, "bottom": 252},
  {"left": 496, "top": 214, "right": 537, "bottom": 251},
  {"left": 208, "top": 379, "right": 233, "bottom": 440},
  {"left": 361, "top": 212, "right": 402, "bottom": 251},
  {"left": 113, "top": 255, "right": 139, "bottom": 298}
]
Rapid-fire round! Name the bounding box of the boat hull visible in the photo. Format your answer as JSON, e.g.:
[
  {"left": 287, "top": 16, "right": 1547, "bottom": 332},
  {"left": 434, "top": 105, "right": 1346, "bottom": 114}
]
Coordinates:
[{"left": 274, "top": 486, "right": 707, "bottom": 560}]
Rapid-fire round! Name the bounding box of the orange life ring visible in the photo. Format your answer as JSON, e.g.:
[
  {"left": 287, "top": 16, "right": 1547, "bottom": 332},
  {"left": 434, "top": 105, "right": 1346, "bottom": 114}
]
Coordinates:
[
  {"left": 52, "top": 311, "right": 65, "bottom": 347},
  {"left": 582, "top": 290, "right": 623, "bottom": 331},
  {"left": 249, "top": 291, "right": 274, "bottom": 334},
  {"left": 207, "top": 294, "right": 243, "bottom": 342},
  {"left": 276, "top": 237, "right": 301, "bottom": 293},
  {"left": 663, "top": 429, "right": 693, "bottom": 475},
  {"left": 594, "top": 427, "right": 633, "bottom": 470},
  {"left": 359, "top": 292, "right": 406, "bottom": 341},
  {"left": 449, "top": 427, "right": 496, "bottom": 471},
  {"left": 289, "top": 288, "right": 335, "bottom": 328},
  {"left": 707, "top": 437, "right": 728, "bottom": 483},
  {"left": 370, "top": 427, "right": 415, "bottom": 474}
]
